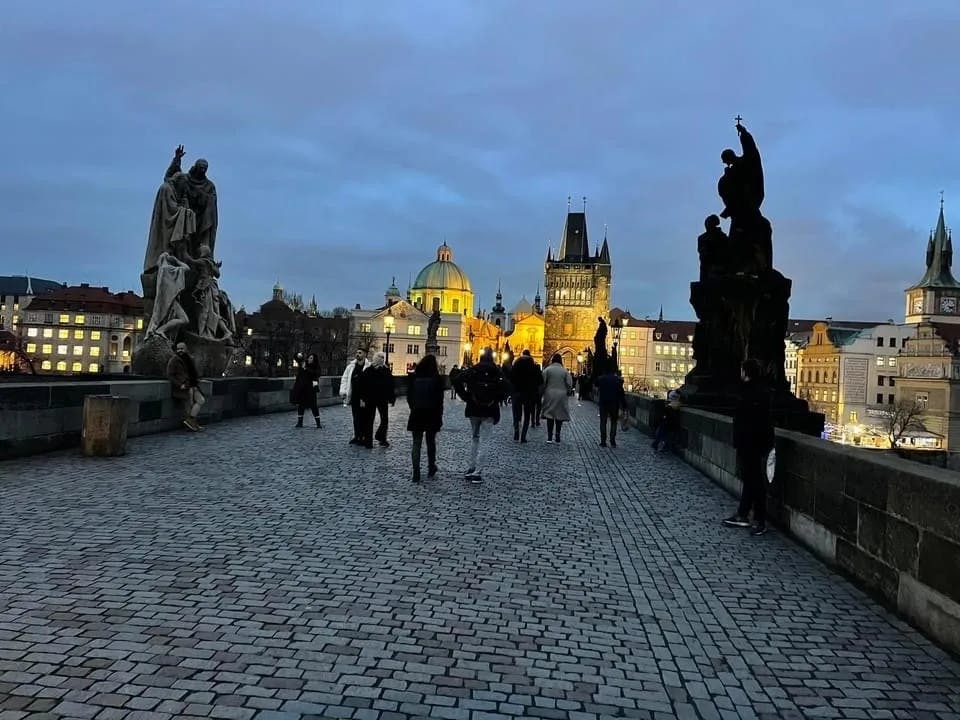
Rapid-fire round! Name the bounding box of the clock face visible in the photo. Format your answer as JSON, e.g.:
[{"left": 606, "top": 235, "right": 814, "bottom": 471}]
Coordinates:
[
  {"left": 941, "top": 297, "right": 957, "bottom": 314},
  {"left": 913, "top": 297, "right": 924, "bottom": 313}
]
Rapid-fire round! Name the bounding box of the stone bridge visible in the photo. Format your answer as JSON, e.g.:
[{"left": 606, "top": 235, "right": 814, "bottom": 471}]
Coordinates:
[{"left": 1, "top": 398, "right": 958, "bottom": 719}]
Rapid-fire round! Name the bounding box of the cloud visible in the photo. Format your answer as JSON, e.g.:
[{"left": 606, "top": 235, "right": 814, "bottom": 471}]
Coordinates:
[{"left": 1, "top": 0, "right": 958, "bottom": 323}]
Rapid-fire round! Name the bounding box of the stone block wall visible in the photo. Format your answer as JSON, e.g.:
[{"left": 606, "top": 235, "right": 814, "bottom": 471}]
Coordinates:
[{"left": 624, "top": 392, "right": 960, "bottom": 656}]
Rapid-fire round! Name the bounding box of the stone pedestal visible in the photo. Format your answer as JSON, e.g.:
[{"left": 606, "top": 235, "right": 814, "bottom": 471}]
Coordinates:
[
  {"left": 425, "top": 340, "right": 440, "bottom": 358},
  {"left": 131, "top": 332, "right": 239, "bottom": 378},
  {"left": 82, "top": 395, "right": 129, "bottom": 457}
]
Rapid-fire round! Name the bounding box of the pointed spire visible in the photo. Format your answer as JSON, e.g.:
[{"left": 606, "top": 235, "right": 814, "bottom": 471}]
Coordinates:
[
  {"left": 546, "top": 245, "right": 553, "bottom": 262},
  {"left": 658, "top": 305, "right": 664, "bottom": 323},
  {"left": 599, "top": 225, "right": 611, "bottom": 264},
  {"left": 910, "top": 198, "right": 960, "bottom": 290},
  {"left": 25, "top": 273, "right": 33, "bottom": 296}
]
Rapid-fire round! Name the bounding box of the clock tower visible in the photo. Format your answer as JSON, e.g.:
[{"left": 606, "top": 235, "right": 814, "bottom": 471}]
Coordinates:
[{"left": 905, "top": 201, "right": 960, "bottom": 325}]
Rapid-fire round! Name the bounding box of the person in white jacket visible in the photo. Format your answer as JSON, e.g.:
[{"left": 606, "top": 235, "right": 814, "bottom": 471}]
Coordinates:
[{"left": 340, "top": 349, "right": 371, "bottom": 444}]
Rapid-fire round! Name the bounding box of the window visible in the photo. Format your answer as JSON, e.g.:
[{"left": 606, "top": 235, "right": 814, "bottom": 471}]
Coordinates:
[
  {"left": 109, "top": 341, "right": 118, "bottom": 358},
  {"left": 815, "top": 390, "right": 821, "bottom": 401},
  {"left": 850, "top": 411, "right": 858, "bottom": 423},
  {"left": 439, "top": 346, "right": 448, "bottom": 357},
  {"left": 671, "top": 346, "right": 678, "bottom": 355},
  {"left": 136, "top": 318, "right": 143, "bottom": 330},
  {"left": 888, "top": 394, "right": 895, "bottom": 405},
  {"left": 26, "top": 327, "right": 38, "bottom": 338},
  {"left": 88, "top": 363, "right": 99, "bottom": 373},
  {"left": 58, "top": 329, "right": 69, "bottom": 339},
  {"left": 58, "top": 314, "right": 69, "bottom": 324},
  {"left": 25, "top": 343, "right": 36, "bottom": 353},
  {"left": 452, "top": 299, "right": 460, "bottom": 313},
  {"left": 360, "top": 323, "right": 372, "bottom": 333},
  {"left": 90, "top": 347, "right": 100, "bottom": 358},
  {"left": 901, "top": 338, "right": 908, "bottom": 348},
  {"left": 878, "top": 376, "right": 885, "bottom": 386},
  {"left": 71, "top": 362, "right": 82, "bottom": 372},
  {"left": 670, "top": 363, "right": 677, "bottom": 372},
  {"left": 654, "top": 362, "right": 662, "bottom": 372},
  {"left": 74, "top": 329, "right": 84, "bottom": 340},
  {"left": 381, "top": 343, "right": 394, "bottom": 353},
  {"left": 438, "top": 327, "right": 449, "bottom": 337},
  {"left": 41, "top": 360, "right": 52, "bottom": 371},
  {"left": 73, "top": 346, "right": 83, "bottom": 356},
  {"left": 876, "top": 356, "right": 884, "bottom": 367},
  {"left": 91, "top": 315, "right": 103, "bottom": 326},
  {"left": 889, "top": 377, "right": 895, "bottom": 387},
  {"left": 432, "top": 297, "right": 441, "bottom": 312},
  {"left": 56, "top": 360, "right": 67, "bottom": 371},
  {"left": 57, "top": 345, "right": 68, "bottom": 355},
  {"left": 887, "top": 357, "right": 896, "bottom": 367},
  {"left": 876, "top": 393, "right": 883, "bottom": 404},
  {"left": 122, "top": 337, "right": 131, "bottom": 359},
  {"left": 90, "top": 331, "right": 101, "bottom": 341},
  {"left": 42, "top": 328, "right": 53, "bottom": 338},
  {"left": 74, "top": 315, "right": 85, "bottom": 325},
  {"left": 876, "top": 337, "right": 884, "bottom": 347},
  {"left": 916, "top": 392, "right": 928, "bottom": 408},
  {"left": 407, "top": 344, "right": 420, "bottom": 355},
  {"left": 41, "top": 344, "right": 52, "bottom": 354},
  {"left": 408, "top": 325, "right": 422, "bottom": 336},
  {"left": 655, "top": 345, "right": 662, "bottom": 355},
  {"left": 889, "top": 337, "right": 896, "bottom": 348},
  {"left": 831, "top": 391, "right": 837, "bottom": 403},
  {"left": 44, "top": 313, "right": 54, "bottom": 324}
]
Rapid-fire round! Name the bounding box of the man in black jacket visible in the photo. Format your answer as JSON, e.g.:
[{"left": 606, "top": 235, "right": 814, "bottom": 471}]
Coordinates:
[
  {"left": 594, "top": 361, "right": 626, "bottom": 448},
  {"left": 453, "top": 349, "right": 505, "bottom": 483},
  {"left": 723, "top": 358, "right": 775, "bottom": 536},
  {"left": 510, "top": 350, "right": 542, "bottom": 443}
]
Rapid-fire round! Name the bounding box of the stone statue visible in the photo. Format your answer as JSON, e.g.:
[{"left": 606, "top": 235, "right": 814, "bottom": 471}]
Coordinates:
[
  {"left": 697, "top": 215, "right": 729, "bottom": 281},
  {"left": 145, "top": 252, "right": 190, "bottom": 340},
  {"left": 427, "top": 309, "right": 441, "bottom": 343},
  {"left": 165, "top": 145, "right": 218, "bottom": 258},
  {"left": 191, "top": 245, "right": 234, "bottom": 341},
  {"left": 144, "top": 172, "right": 196, "bottom": 272},
  {"left": 592, "top": 317, "right": 609, "bottom": 378},
  {"left": 718, "top": 121, "right": 764, "bottom": 222}
]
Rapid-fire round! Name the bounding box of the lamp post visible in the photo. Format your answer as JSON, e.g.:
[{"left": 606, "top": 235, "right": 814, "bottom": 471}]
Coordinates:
[
  {"left": 576, "top": 353, "right": 584, "bottom": 375},
  {"left": 383, "top": 308, "right": 395, "bottom": 373},
  {"left": 612, "top": 317, "right": 624, "bottom": 371}
]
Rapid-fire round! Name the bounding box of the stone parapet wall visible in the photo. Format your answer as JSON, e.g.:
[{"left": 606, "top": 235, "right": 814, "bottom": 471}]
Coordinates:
[
  {"left": 0, "top": 376, "right": 356, "bottom": 460},
  {"left": 624, "top": 392, "right": 960, "bottom": 656}
]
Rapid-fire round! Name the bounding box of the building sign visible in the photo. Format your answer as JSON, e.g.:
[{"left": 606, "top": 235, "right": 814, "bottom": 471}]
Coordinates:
[{"left": 842, "top": 356, "right": 868, "bottom": 405}]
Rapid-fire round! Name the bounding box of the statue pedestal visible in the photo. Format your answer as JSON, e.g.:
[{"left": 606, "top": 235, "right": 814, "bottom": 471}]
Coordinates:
[
  {"left": 680, "top": 270, "right": 823, "bottom": 436},
  {"left": 132, "top": 332, "right": 239, "bottom": 378},
  {"left": 425, "top": 341, "right": 440, "bottom": 357}
]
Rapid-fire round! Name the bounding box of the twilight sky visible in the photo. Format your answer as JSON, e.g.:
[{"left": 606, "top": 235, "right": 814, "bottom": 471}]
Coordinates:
[{"left": 2, "top": 0, "right": 958, "bottom": 321}]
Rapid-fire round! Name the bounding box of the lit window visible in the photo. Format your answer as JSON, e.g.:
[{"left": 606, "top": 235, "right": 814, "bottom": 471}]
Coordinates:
[
  {"left": 245, "top": 355, "right": 252, "bottom": 366},
  {"left": 26, "top": 327, "right": 38, "bottom": 338},
  {"left": 42, "top": 328, "right": 53, "bottom": 338},
  {"left": 41, "top": 344, "right": 52, "bottom": 354},
  {"left": 670, "top": 363, "right": 677, "bottom": 372},
  {"left": 58, "top": 314, "right": 69, "bottom": 324},
  {"left": 41, "top": 360, "right": 52, "bottom": 371},
  {"left": 74, "top": 315, "right": 85, "bottom": 324},
  {"left": 408, "top": 325, "right": 422, "bottom": 336},
  {"left": 74, "top": 329, "right": 84, "bottom": 340},
  {"left": 88, "top": 363, "right": 99, "bottom": 373},
  {"left": 71, "top": 362, "right": 82, "bottom": 372},
  {"left": 57, "top": 345, "right": 68, "bottom": 355},
  {"left": 56, "top": 360, "right": 67, "bottom": 371},
  {"left": 90, "top": 331, "right": 101, "bottom": 341},
  {"left": 438, "top": 327, "right": 449, "bottom": 337},
  {"left": 916, "top": 392, "right": 929, "bottom": 408},
  {"left": 671, "top": 346, "right": 678, "bottom": 355},
  {"left": 360, "top": 323, "right": 372, "bottom": 333},
  {"left": 58, "top": 329, "right": 69, "bottom": 339},
  {"left": 73, "top": 346, "right": 83, "bottom": 356},
  {"left": 12, "top": 315, "right": 19, "bottom": 325},
  {"left": 850, "top": 411, "right": 858, "bottom": 423},
  {"left": 25, "top": 343, "right": 37, "bottom": 353},
  {"left": 136, "top": 318, "right": 143, "bottom": 329},
  {"left": 90, "top": 347, "right": 100, "bottom": 358},
  {"left": 888, "top": 357, "right": 896, "bottom": 367},
  {"left": 876, "top": 356, "right": 884, "bottom": 367}
]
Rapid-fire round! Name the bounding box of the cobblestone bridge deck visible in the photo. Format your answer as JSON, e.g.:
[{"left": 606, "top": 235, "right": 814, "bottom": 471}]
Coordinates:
[{"left": 1, "top": 402, "right": 958, "bottom": 719}]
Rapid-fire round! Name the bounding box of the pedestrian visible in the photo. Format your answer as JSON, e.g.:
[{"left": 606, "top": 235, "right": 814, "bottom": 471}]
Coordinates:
[
  {"left": 167, "top": 341, "right": 205, "bottom": 432},
  {"left": 453, "top": 348, "right": 506, "bottom": 483},
  {"left": 291, "top": 352, "right": 323, "bottom": 428},
  {"left": 541, "top": 353, "right": 573, "bottom": 444},
  {"left": 363, "top": 351, "right": 395, "bottom": 448},
  {"left": 533, "top": 360, "right": 544, "bottom": 426},
  {"left": 340, "top": 348, "right": 371, "bottom": 446},
  {"left": 407, "top": 354, "right": 444, "bottom": 482},
  {"left": 723, "top": 358, "right": 775, "bottom": 537},
  {"left": 652, "top": 388, "right": 681, "bottom": 451},
  {"left": 501, "top": 358, "right": 514, "bottom": 407},
  {"left": 594, "top": 361, "right": 626, "bottom": 448},
  {"left": 510, "top": 349, "right": 541, "bottom": 443},
  {"left": 448, "top": 365, "right": 460, "bottom": 400}
]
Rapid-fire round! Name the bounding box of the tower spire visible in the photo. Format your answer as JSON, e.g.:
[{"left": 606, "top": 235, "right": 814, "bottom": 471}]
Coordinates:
[{"left": 658, "top": 305, "right": 664, "bottom": 323}]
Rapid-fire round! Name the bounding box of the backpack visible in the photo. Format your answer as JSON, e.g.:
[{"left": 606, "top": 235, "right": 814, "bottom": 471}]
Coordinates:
[{"left": 470, "top": 367, "right": 503, "bottom": 408}]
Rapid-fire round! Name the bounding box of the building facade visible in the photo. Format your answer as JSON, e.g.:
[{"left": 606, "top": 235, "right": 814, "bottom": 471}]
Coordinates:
[
  {"left": 0, "top": 276, "right": 65, "bottom": 331},
  {"left": 543, "top": 210, "right": 611, "bottom": 370},
  {"left": 19, "top": 284, "right": 144, "bottom": 375}
]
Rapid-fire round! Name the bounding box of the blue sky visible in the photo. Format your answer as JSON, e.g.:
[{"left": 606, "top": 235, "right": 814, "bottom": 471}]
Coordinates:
[{"left": 2, "top": 0, "right": 958, "bottom": 321}]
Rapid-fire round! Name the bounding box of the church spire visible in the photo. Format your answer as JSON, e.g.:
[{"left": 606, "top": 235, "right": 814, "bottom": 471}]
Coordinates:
[
  {"left": 599, "top": 224, "right": 611, "bottom": 264},
  {"left": 658, "top": 304, "right": 664, "bottom": 323},
  {"left": 910, "top": 198, "right": 960, "bottom": 290}
]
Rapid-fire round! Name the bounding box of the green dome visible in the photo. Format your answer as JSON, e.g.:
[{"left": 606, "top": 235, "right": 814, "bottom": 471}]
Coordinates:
[{"left": 412, "top": 243, "right": 472, "bottom": 292}]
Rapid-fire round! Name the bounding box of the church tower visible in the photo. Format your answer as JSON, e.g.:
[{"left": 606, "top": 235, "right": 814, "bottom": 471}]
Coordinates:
[
  {"left": 542, "top": 201, "right": 612, "bottom": 368},
  {"left": 906, "top": 200, "right": 960, "bottom": 324},
  {"left": 489, "top": 280, "right": 507, "bottom": 330}
]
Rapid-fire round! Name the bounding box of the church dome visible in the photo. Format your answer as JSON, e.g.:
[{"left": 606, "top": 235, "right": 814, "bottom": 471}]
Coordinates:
[{"left": 412, "top": 243, "right": 472, "bottom": 292}]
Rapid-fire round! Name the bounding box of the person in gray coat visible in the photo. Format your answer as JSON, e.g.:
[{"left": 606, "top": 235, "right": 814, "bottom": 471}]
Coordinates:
[{"left": 540, "top": 353, "right": 573, "bottom": 443}]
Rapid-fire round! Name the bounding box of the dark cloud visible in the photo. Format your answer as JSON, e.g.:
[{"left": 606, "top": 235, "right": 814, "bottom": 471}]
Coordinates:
[{"left": 1, "top": 0, "right": 958, "bottom": 321}]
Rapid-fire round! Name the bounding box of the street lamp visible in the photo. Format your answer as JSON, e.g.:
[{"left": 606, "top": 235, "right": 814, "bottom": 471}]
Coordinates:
[
  {"left": 612, "top": 317, "right": 624, "bottom": 370},
  {"left": 383, "top": 308, "right": 395, "bottom": 372},
  {"left": 576, "top": 353, "right": 584, "bottom": 374}
]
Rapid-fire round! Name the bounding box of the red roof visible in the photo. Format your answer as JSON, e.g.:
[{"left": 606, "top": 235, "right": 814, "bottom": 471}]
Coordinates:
[{"left": 27, "top": 284, "right": 143, "bottom": 315}]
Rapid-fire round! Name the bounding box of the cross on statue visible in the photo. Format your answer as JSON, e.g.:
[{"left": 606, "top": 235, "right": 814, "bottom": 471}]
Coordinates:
[
  {"left": 941, "top": 190, "right": 945, "bottom": 209},
  {"left": 582, "top": 195, "right": 587, "bottom": 212},
  {"left": 735, "top": 114, "right": 743, "bottom": 126}
]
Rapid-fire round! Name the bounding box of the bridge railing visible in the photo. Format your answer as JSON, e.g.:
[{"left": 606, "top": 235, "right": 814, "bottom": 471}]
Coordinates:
[{"left": 624, "top": 392, "right": 960, "bottom": 656}]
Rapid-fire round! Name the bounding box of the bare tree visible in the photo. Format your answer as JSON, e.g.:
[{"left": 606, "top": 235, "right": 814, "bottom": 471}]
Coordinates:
[
  {"left": 878, "top": 400, "right": 927, "bottom": 448},
  {"left": 351, "top": 330, "right": 377, "bottom": 355}
]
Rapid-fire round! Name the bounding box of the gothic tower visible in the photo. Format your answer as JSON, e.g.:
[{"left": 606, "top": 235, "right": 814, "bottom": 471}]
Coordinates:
[{"left": 542, "top": 206, "right": 612, "bottom": 369}]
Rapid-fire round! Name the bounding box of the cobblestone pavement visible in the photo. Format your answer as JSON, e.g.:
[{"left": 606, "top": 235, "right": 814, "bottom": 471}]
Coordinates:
[{"left": 1, "top": 400, "right": 959, "bottom": 720}]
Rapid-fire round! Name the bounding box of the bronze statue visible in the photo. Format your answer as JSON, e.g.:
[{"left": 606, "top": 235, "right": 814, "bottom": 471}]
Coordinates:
[{"left": 427, "top": 308, "right": 441, "bottom": 343}]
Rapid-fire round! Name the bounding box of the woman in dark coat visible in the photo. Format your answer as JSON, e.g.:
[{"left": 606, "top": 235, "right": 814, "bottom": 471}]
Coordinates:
[
  {"left": 291, "top": 353, "right": 323, "bottom": 428},
  {"left": 407, "top": 354, "right": 444, "bottom": 482}
]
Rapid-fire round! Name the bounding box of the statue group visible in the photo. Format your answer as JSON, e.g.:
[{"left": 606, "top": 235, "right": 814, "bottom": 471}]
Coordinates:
[
  {"left": 682, "top": 120, "right": 817, "bottom": 429},
  {"left": 132, "top": 146, "right": 239, "bottom": 376}
]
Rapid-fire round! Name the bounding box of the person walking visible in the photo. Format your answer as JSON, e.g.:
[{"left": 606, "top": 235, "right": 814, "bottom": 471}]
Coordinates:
[
  {"left": 291, "top": 352, "right": 323, "bottom": 428},
  {"left": 448, "top": 365, "right": 460, "bottom": 400},
  {"left": 541, "top": 353, "right": 573, "bottom": 444},
  {"left": 167, "top": 341, "right": 205, "bottom": 431},
  {"left": 595, "top": 361, "right": 626, "bottom": 447},
  {"left": 453, "top": 348, "right": 506, "bottom": 483},
  {"left": 723, "top": 358, "right": 775, "bottom": 537},
  {"left": 340, "top": 348, "right": 371, "bottom": 445},
  {"left": 510, "top": 349, "right": 542, "bottom": 443},
  {"left": 363, "top": 351, "right": 395, "bottom": 448},
  {"left": 407, "top": 354, "right": 444, "bottom": 482},
  {"left": 533, "top": 360, "right": 544, "bottom": 427}
]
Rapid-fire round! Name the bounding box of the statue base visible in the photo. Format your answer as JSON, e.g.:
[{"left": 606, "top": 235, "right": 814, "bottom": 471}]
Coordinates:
[
  {"left": 131, "top": 332, "right": 239, "bottom": 379},
  {"left": 425, "top": 341, "right": 440, "bottom": 357}
]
